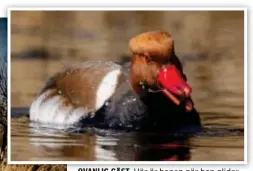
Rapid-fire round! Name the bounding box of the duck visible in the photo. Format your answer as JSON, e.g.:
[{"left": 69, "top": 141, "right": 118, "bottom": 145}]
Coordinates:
[{"left": 30, "top": 30, "right": 202, "bottom": 132}]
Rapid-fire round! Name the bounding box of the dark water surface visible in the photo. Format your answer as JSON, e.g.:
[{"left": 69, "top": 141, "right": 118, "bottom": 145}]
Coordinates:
[{"left": 11, "top": 11, "right": 244, "bottom": 161}]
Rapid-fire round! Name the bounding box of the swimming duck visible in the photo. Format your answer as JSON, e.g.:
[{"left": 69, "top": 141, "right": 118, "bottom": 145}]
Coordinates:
[{"left": 30, "top": 30, "right": 201, "bottom": 132}]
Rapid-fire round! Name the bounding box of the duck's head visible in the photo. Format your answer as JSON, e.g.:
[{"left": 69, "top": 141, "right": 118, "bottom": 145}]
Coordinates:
[{"left": 129, "top": 30, "right": 193, "bottom": 111}]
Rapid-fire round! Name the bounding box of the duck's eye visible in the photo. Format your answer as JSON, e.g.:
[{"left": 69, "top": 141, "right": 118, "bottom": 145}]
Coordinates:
[{"left": 144, "top": 55, "right": 152, "bottom": 63}]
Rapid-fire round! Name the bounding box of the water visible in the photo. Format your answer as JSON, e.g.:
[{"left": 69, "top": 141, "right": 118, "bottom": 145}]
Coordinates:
[{"left": 10, "top": 11, "right": 244, "bottom": 161}]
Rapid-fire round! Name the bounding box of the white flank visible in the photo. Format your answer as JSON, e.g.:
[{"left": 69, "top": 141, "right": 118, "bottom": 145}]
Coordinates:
[
  {"left": 30, "top": 90, "right": 88, "bottom": 125},
  {"left": 30, "top": 90, "right": 55, "bottom": 121},
  {"left": 95, "top": 69, "right": 121, "bottom": 110}
]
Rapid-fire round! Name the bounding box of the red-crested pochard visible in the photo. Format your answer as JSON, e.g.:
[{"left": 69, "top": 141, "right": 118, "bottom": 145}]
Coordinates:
[{"left": 30, "top": 30, "right": 201, "bottom": 132}]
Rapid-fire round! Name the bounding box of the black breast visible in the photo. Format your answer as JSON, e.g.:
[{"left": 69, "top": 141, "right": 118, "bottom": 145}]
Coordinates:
[
  {"left": 140, "top": 92, "right": 202, "bottom": 132},
  {"left": 93, "top": 81, "right": 201, "bottom": 133}
]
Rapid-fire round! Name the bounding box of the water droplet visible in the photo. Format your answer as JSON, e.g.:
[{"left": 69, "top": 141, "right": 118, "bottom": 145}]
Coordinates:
[
  {"left": 90, "top": 112, "right": 95, "bottom": 118},
  {"left": 105, "top": 101, "right": 110, "bottom": 106}
]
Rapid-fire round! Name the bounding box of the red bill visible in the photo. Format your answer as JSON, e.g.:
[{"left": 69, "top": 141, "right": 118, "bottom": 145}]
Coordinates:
[{"left": 157, "top": 65, "right": 193, "bottom": 111}]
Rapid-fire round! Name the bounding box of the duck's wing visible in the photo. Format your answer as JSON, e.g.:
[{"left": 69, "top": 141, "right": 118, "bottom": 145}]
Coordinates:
[{"left": 30, "top": 61, "right": 123, "bottom": 125}]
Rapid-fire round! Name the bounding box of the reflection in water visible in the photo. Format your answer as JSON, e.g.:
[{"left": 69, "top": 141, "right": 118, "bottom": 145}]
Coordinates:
[
  {"left": 11, "top": 11, "right": 244, "bottom": 161},
  {"left": 13, "top": 119, "right": 193, "bottom": 161},
  {"left": 11, "top": 118, "right": 243, "bottom": 161}
]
